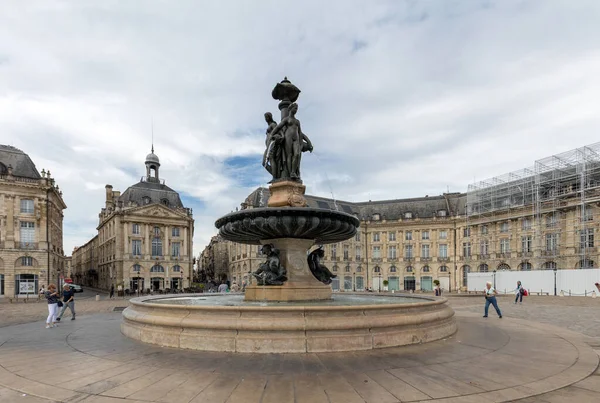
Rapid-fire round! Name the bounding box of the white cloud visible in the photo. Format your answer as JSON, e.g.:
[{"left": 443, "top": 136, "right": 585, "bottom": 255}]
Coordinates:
[{"left": 2, "top": 0, "right": 600, "bottom": 256}]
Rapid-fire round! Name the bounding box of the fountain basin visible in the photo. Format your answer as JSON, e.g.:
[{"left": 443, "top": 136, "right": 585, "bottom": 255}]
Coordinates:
[
  {"left": 215, "top": 207, "right": 360, "bottom": 245},
  {"left": 121, "top": 293, "right": 457, "bottom": 353}
]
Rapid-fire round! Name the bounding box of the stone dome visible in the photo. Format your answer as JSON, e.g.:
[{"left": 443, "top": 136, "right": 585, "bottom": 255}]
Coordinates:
[{"left": 145, "top": 152, "right": 160, "bottom": 165}]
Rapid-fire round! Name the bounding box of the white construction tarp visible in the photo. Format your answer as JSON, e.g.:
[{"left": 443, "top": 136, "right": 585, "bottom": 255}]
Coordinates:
[{"left": 468, "top": 269, "right": 600, "bottom": 296}]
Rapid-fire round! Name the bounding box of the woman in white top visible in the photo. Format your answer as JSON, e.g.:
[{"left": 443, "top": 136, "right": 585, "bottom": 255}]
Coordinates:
[{"left": 483, "top": 281, "right": 502, "bottom": 318}]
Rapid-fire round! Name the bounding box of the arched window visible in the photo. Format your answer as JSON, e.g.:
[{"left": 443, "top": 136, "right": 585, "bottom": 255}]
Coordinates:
[
  {"left": 21, "top": 256, "right": 33, "bottom": 266},
  {"left": 578, "top": 259, "right": 595, "bottom": 269},
  {"left": 543, "top": 261, "right": 557, "bottom": 270},
  {"left": 374, "top": 266, "right": 381, "bottom": 273},
  {"left": 404, "top": 212, "right": 413, "bottom": 219},
  {"left": 519, "top": 262, "right": 532, "bottom": 271},
  {"left": 152, "top": 237, "right": 162, "bottom": 256},
  {"left": 143, "top": 196, "right": 151, "bottom": 205},
  {"left": 389, "top": 265, "right": 397, "bottom": 273},
  {"left": 422, "top": 265, "right": 430, "bottom": 272},
  {"left": 462, "top": 265, "right": 471, "bottom": 286},
  {"left": 406, "top": 266, "right": 413, "bottom": 273},
  {"left": 332, "top": 265, "right": 338, "bottom": 272},
  {"left": 497, "top": 263, "right": 511, "bottom": 271},
  {"left": 150, "top": 265, "right": 164, "bottom": 273},
  {"left": 345, "top": 265, "right": 350, "bottom": 273},
  {"left": 356, "top": 266, "right": 362, "bottom": 273},
  {"left": 439, "top": 266, "right": 448, "bottom": 272},
  {"left": 478, "top": 263, "right": 489, "bottom": 273},
  {"left": 161, "top": 199, "right": 169, "bottom": 207},
  {"left": 132, "top": 264, "right": 141, "bottom": 272},
  {"left": 372, "top": 213, "right": 380, "bottom": 221},
  {"left": 171, "top": 265, "right": 181, "bottom": 272}
]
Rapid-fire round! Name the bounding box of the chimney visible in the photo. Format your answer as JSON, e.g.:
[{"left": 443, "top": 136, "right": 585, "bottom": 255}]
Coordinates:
[{"left": 105, "top": 185, "right": 114, "bottom": 209}]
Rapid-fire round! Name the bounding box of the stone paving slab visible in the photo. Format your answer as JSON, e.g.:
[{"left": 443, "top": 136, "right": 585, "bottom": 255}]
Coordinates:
[
  {"left": 2, "top": 296, "right": 600, "bottom": 402},
  {"left": 0, "top": 309, "right": 598, "bottom": 402}
]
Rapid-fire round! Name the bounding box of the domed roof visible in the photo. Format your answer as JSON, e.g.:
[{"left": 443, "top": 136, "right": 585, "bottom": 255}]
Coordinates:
[{"left": 145, "top": 151, "right": 160, "bottom": 165}]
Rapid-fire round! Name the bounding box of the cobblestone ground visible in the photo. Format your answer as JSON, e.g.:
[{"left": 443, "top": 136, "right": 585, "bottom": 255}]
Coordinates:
[
  {"left": 449, "top": 295, "right": 600, "bottom": 339},
  {"left": 0, "top": 293, "right": 599, "bottom": 402},
  {"left": 0, "top": 290, "right": 130, "bottom": 328}
]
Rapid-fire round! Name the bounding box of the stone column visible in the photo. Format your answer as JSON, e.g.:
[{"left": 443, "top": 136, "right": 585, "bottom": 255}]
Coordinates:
[
  {"left": 144, "top": 224, "right": 150, "bottom": 259},
  {"left": 5, "top": 195, "right": 15, "bottom": 248},
  {"left": 164, "top": 225, "right": 169, "bottom": 258}
]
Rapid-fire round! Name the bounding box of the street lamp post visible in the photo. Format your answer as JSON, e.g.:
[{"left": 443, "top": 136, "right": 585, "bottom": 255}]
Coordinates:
[{"left": 553, "top": 268, "right": 557, "bottom": 296}]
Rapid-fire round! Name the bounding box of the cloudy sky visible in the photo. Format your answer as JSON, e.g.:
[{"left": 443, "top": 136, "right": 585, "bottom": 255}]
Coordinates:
[{"left": 2, "top": 0, "right": 600, "bottom": 256}]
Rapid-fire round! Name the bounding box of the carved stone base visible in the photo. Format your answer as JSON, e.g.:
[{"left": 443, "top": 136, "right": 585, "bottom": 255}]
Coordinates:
[
  {"left": 267, "top": 180, "right": 307, "bottom": 207},
  {"left": 245, "top": 238, "right": 332, "bottom": 302}
]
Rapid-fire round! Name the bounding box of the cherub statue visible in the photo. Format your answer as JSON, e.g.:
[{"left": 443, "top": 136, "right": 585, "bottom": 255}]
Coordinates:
[
  {"left": 253, "top": 244, "right": 287, "bottom": 286},
  {"left": 307, "top": 246, "right": 336, "bottom": 285}
]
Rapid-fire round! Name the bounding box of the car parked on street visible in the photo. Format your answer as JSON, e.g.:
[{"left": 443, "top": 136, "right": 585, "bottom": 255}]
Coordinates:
[{"left": 67, "top": 284, "right": 83, "bottom": 293}]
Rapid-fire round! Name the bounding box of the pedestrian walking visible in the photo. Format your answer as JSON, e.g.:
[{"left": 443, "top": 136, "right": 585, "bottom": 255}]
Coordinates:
[
  {"left": 110, "top": 284, "right": 115, "bottom": 299},
  {"left": 483, "top": 281, "right": 502, "bottom": 319},
  {"left": 43, "top": 284, "right": 60, "bottom": 328},
  {"left": 595, "top": 282, "right": 599, "bottom": 293},
  {"left": 514, "top": 281, "right": 524, "bottom": 304},
  {"left": 218, "top": 282, "right": 228, "bottom": 293},
  {"left": 56, "top": 284, "right": 76, "bottom": 322}
]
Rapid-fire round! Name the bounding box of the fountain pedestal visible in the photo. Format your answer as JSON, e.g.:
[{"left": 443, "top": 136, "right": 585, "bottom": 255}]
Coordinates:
[
  {"left": 245, "top": 238, "right": 331, "bottom": 302},
  {"left": 267, "top": 180, "right": 307, "bottom": 208}
]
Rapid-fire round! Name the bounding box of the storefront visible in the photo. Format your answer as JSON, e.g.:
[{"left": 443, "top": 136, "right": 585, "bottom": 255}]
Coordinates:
[
  {"left": 15, "top": 274, "right": 38, "bottom": 296},
  {"left": 151, "top": 277, "right": 164, "bottom": 291},
  {"left": 404, "top": 276, "right": 416, "bottom": 291},
  {"left": 343, "top": 276, "right": 352, "bottom": 291},
  {"left": 129, "top": 277, "right": 144, "bottom": 292},
  {"left": 388, "top": 276, "right": 400, "bottom": 291},
  {"left": 421, "top": 276, "right": 433, "bottom": 291},
  {"left": 169, "top": 278, "right": 182, "bottom": 290},
  {"left": 355, "top": 276, "right": 364, "bottom": 291}
]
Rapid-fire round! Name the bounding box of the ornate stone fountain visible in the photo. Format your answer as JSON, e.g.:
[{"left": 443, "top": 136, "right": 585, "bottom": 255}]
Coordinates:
[
  {"left": 216, "top": 77, "right": 360, "bottom": 301},
  {"left": 121, "top": 78, "right": 456, "bottom": 353}
]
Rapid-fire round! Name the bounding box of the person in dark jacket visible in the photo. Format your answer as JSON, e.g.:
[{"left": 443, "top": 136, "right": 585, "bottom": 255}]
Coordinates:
[
  {"left": 56, "top": 284, "right": 76, "bottom": 321},
  {"left": 110, "top": 284, "right": 115, "bottom": 299}
]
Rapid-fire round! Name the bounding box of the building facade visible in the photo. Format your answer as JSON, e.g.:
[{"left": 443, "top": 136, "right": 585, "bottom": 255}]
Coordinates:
[
  {"left": 72, "top": 149, "right": 194, "bottom": 293},
  {"left": 198, "top": 235, "right": 229, "bottom": 283},
  {"left": 224, "top": 188, "right": 464, "bottom": 292},
  {"left": 0, "top": 145, "right": 67, "bottom": 298},
  {"left": 212, "top": 143, "right": 600, "bottom": 293}
]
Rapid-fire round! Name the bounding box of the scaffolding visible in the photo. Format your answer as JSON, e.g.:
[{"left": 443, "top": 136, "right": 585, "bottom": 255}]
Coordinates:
[{"left": 467, "top": 142, "right": 600, "bottom": 270}]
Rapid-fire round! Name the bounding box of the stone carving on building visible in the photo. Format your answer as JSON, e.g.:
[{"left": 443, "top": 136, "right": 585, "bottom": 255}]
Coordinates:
[
  {"left": 307, "top": 246, "right": 336, "bottom": 285},
  {"left": 252, "top": 244, "right": 287, "bottom": 285}
]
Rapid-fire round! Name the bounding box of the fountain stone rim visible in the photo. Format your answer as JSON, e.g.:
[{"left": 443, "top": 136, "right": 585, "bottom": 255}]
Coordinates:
[{"left": 130, "top": 293, "right": 448, "bottom": 312}]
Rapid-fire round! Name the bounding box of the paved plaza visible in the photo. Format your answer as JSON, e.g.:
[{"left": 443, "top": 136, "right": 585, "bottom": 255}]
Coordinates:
[{"left": 0, "top": 295, "right": 599, "bottom": 402}]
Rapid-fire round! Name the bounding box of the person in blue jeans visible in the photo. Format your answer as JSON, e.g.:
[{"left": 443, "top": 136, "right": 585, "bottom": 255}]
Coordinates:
[
  {"left": 514, "top": 281, "right": 524, "bottom": 304},
  {"left": 483, "top": 281, "right": 502, "bottom": 318}
]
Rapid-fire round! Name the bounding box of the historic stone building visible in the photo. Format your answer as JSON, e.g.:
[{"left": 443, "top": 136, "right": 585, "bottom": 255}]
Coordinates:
[
  {"left": 0, "top": 145, "right": 67, "bottom": 298},
  {"left": 72, "top": 148, "right": 194, "bottom": 292},
  {"left": 198, "top": 235, "right": 229, "bottom": 283},
  {"left": 207, "top": 143, "right": 600, "bottom": 292},
  {"left": 225, "top": 188, "right": 464, "bottom": 291}
]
